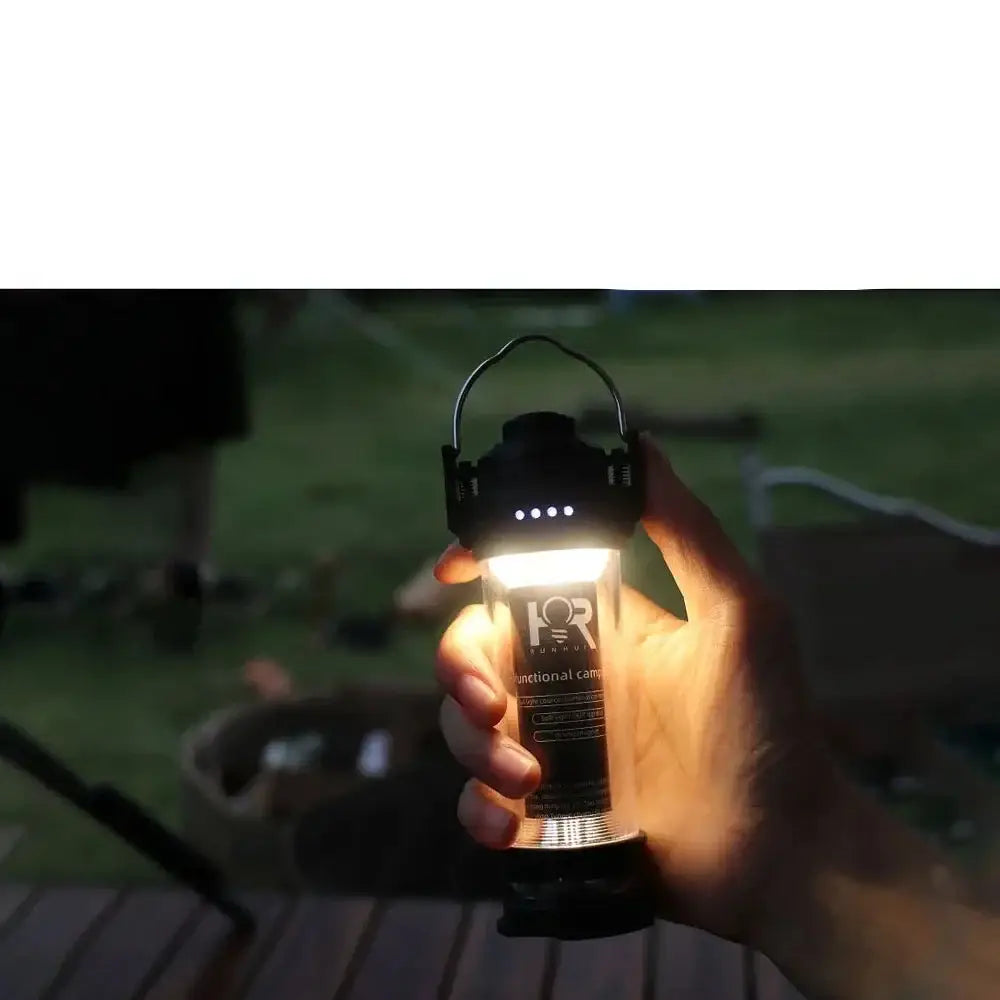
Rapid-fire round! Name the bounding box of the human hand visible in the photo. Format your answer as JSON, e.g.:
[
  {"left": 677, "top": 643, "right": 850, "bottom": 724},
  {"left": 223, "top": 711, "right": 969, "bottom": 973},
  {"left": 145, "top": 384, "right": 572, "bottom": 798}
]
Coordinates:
[{"left": 433, "top": 435, "right": 843, "bottom": 946}]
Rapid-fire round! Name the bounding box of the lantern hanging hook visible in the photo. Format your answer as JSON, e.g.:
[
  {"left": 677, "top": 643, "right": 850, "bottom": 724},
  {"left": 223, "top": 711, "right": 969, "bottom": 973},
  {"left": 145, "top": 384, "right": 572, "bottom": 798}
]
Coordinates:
[{"left": 451, "top": 334, "right": 629, "bottom": 454}]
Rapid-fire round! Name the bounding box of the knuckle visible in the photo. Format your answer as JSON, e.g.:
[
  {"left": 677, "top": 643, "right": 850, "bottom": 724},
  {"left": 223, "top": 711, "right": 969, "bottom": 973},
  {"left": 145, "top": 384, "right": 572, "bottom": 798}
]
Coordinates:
[
  {"left": 438, "top": 696, "right": 464, "bottom": 747},
  {"left": 456, "top": 781, "right": 478, "bottom": 825},
  {"left": 440, "top": 698, "right": 492, "bottom": 771},
  {"left": 434, "top": 645, "right": 457, "bottom": 689},
  {"left": 458, "top": 777, "right": 488, "bottom": 815},
  {"left": 438, "top": 694, "right": 452, "bottom": 731}
]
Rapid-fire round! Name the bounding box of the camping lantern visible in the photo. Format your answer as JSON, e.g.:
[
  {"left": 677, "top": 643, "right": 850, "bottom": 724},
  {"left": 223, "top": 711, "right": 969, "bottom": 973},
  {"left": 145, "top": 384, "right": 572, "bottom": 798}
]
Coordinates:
[{"left": 442, "top": 335, "right": 654, "bottom": 940}]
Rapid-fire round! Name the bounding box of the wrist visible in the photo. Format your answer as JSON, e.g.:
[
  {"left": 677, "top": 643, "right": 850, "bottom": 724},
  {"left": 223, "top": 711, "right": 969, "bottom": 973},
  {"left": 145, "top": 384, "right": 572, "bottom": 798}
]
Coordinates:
[
  {"left": 747, "top": 765, "right": 859, "bottom": 956},
  {"left": 752, "top": 769, "right": 961, "bottom": 998}
]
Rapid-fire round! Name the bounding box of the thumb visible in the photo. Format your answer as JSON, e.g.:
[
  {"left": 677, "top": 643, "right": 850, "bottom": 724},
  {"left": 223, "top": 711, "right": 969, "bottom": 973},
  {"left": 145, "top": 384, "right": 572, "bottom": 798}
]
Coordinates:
[{"left": 640, "top": 434, "right": 756, "bottom": 618}]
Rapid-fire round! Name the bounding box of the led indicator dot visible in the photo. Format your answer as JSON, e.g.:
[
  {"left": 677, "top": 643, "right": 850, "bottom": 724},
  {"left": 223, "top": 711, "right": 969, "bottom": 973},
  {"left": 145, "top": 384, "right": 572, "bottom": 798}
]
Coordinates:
[
  {"left": 563, "top": 505, "right": 574, "bottom": 516},
  {"left": 515, "top": 509, "right": 525, "bottom": 520},
  {"left": 530, "top": 508, "right": 541, "bottom": 519},
  {"left": 547, "top": 506, "right": 558, "bottom": 517}
]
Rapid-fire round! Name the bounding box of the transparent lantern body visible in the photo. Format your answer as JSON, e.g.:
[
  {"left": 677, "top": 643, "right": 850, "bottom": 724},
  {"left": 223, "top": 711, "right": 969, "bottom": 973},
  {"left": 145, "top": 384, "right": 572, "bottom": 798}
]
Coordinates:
[
  {"left": 442, "top": 337, "right": 654, "bottom": 938},
  {"left": 482, "top": 546, "right": 640, "bottom": 851}
]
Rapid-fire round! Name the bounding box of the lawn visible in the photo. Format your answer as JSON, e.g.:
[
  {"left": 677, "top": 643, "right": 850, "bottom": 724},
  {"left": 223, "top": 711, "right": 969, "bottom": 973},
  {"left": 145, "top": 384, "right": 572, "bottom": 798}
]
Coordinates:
[{"left": 2, "top": 290, "right": 999, "bottom": 882}]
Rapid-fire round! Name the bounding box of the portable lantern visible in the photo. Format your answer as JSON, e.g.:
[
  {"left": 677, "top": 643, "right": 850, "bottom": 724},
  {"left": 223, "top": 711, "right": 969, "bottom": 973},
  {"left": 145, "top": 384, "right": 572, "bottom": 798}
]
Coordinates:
[{"left": 442, "top": 335, "right": 654, "bottom": 940}]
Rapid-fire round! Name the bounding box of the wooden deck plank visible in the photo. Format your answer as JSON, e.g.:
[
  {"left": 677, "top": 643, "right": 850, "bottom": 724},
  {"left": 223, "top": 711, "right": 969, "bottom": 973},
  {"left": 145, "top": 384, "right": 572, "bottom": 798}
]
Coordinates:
[
  {"left": 0, "top": 884, "right": 33, "bottom": 935},
  {"left": 652, "top": 923, "right": 745, "bottom": 999},
  {"left": 48, "top": 889, "right": 199, "bottom": 1000},
  {"left": 0, "top": 887, "right": 117, "bottom": 1000},
  {"left": 345, "top": 898, "right": 465, "bottom": 1000},
  {"left": 242, "top": 895, "right": 374, "bottom": 1000},
  {"left": 141, "top": 894, "right": 289, "bottom": 1000},
  {"left": 445, "top": 902, "right": 549, "bottom": 1000},
  {"left": 756, "top": 955, "right": 806, "bottom": 1000},
  {"left": 550, "top": 928, "right": 649, "bottom": 1000}
]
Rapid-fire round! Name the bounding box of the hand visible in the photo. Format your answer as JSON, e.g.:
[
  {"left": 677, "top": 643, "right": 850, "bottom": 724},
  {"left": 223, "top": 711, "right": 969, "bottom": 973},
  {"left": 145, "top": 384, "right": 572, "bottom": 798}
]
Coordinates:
[
  {"left": 435, "top": 436, "right": 1000, "bottom": 999},
  {"left": 433, "top": 435, "right": 842, "bottom": 945}
]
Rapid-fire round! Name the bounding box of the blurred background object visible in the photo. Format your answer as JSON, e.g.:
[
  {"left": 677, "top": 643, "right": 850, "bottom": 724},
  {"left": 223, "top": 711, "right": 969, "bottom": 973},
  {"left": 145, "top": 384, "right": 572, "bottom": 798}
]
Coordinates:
[
  {"left": 1, "top": 289, "right": 1000, "bottom": 900},
  {"left": 0, "top": 290, "right": 252, "bottom": 651}
]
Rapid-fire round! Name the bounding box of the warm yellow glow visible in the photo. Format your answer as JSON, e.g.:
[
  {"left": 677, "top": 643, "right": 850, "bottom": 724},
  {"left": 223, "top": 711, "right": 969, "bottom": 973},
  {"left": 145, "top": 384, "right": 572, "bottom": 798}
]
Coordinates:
[{"left": 486, "top": 548, "right": 611, "bottom": 590}]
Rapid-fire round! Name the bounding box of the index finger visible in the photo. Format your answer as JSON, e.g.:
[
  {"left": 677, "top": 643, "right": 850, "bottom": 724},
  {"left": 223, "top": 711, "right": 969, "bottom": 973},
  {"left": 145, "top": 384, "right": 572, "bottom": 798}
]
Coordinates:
[{"left": 436, "top": 603, "right": 508, "bottom": 728}]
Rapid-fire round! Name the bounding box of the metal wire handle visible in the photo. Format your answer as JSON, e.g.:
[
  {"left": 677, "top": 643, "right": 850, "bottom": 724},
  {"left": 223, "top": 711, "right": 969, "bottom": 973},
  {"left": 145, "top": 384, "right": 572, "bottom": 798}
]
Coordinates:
[{"left": 451, "top": 334, "right": 629, "bottom": 453}]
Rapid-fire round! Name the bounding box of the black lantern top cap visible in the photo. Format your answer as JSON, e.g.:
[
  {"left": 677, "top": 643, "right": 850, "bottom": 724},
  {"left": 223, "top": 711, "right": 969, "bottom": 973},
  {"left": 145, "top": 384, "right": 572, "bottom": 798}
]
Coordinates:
[{"left": 442, "top": 335, "right": 645, "bottom": 560}]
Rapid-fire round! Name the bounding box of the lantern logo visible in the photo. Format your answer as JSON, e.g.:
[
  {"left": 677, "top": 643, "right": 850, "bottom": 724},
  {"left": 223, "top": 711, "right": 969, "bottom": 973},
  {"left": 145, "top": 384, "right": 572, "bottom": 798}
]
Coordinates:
[{"left": 527, "top": 596, "right": 596, "bottom": 649}]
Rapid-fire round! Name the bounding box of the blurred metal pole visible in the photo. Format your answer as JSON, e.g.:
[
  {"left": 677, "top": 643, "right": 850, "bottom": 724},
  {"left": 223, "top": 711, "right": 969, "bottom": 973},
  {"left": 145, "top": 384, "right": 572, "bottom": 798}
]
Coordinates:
[
  {"left": 0, "top": 719, "right": 255, "bottom": 933},
  {"left": 324, "top": 291, "right": 460, "bottom": 388}
]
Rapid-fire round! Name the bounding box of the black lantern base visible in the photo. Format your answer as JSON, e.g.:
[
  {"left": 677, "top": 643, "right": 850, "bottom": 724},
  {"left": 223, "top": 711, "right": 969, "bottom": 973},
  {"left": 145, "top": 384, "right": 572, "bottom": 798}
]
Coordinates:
[{"left": 496, "top": 834, "right": 655, "bottom": 940}]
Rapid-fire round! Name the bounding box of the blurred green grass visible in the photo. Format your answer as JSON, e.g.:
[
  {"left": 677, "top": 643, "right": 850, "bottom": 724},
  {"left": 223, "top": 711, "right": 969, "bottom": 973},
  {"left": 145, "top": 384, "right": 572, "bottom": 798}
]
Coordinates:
[{"left": 2, "top": 290, "right": 999, "bottom": 882}]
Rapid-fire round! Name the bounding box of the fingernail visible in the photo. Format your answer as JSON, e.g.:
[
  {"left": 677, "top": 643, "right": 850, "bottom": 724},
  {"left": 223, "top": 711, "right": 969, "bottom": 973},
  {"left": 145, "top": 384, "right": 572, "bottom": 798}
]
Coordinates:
[
  {"left": 456, "top": 673, "right": 497, "bottom": 712},
  {"left": 498, "top": 739, "right": 537, "bottom": 785},
  {"left": 480, "top": 800, "right": 516, "bottom": 844}
]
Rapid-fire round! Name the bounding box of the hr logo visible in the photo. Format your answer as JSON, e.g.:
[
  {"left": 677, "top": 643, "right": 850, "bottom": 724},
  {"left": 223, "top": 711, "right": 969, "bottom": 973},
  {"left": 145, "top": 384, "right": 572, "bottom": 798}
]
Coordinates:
[{"left": 527, "top": 595, "right": 596, "bottom": 649}]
